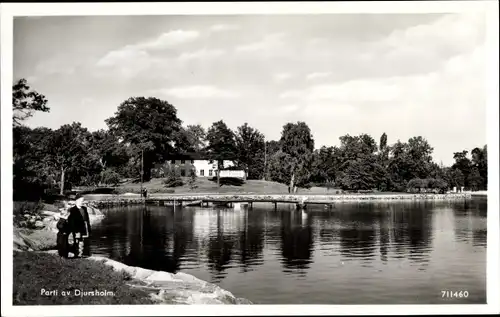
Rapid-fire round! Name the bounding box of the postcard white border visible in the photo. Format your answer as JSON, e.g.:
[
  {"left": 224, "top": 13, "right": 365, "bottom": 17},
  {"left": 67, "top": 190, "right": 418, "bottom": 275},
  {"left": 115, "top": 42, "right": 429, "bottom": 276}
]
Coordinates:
[{"left": 1, "top": 1, "right": 499, "bottom": 316}]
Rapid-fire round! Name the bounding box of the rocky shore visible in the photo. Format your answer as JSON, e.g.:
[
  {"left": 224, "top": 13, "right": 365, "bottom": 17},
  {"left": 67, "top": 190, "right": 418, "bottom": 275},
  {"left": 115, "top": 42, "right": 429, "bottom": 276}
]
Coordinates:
[
  {"left": 13, "top": 205, "right": 252, "bottom": 305},
  {"left": 62, "top": 253, "right": 252, "bottom": 304}
]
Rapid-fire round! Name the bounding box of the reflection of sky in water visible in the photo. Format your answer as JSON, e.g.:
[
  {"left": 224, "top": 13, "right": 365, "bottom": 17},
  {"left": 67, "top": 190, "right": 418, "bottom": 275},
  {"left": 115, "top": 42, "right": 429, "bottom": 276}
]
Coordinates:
[{"left": 91, "top": 198, "right": 487, "bottom": 305}]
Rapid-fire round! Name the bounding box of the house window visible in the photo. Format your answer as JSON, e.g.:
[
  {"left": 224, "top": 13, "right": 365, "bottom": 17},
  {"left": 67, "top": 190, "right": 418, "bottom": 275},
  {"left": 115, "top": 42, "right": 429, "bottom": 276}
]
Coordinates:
[
  {"left": 209, "top": 169, "right": 213, "bottom": 176},
  {"left": 200, "top": 169, "right": 204, "bottom": 176},
  {"left": 181, "top": 160, "right": 185, "bottom": 164},
  {"left": 171, "top": 160, "right": 175, "bottom": 164},
  {"left": 181, "top": 169, "right": 186, "bottom": 177},
  {"left": 190, "top": 169, "right": 195, "bottom": 176},
  {"left": 191, "top": 160, "right": 194, "bottom": 164}
]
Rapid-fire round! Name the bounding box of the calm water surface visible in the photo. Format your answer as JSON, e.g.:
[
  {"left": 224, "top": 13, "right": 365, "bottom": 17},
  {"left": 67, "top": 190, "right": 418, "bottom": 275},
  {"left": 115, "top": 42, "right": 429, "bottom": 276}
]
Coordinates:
[{"left": 90, "top": 198, "right": 487, "bottom": 304}]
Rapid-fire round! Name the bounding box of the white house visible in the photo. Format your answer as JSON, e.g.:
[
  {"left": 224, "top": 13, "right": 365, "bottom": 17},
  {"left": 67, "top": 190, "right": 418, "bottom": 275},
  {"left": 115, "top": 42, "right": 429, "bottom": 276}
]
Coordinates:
[{"left": 152, "top": 153, "right": 238, "bottom": 178}]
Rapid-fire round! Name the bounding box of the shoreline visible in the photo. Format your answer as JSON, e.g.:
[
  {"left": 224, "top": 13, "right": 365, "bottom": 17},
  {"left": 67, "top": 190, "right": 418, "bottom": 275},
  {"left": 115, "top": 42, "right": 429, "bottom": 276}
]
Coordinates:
[
  {"left": 83, "top": 192, "right": 474, "bottom": 208},
  {"left": 13, "top": 208, "right": 252, "bottom": 305}
]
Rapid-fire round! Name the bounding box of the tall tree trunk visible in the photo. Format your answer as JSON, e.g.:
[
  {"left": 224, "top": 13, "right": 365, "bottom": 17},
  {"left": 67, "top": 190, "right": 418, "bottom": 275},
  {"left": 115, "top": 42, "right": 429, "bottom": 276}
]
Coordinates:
[
  {"left": 217, "top": 160, "right": 221, "bottom": 187},
  {"left": 289, "top": 173, "right": 295, "bottom": 194},
  {"left": 59, "top": 166, "right": 65, "bottom": 195},
  {"left": 263, "top": 142, "right": 267, "bottom": 181}
]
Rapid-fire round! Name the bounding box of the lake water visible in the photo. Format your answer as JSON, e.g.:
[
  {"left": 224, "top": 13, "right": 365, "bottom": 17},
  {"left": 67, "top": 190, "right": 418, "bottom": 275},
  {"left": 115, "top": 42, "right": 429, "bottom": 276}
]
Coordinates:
[{"left": 90, "top": 198, "right": 487, "bottom": 304}]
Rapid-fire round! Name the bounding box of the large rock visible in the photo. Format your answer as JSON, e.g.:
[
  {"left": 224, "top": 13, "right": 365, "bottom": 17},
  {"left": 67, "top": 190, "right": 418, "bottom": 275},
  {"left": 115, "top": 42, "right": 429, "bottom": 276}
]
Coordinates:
[
  {"left": 88, "top": 256, "right": 252, "bottom": 305},
  {"left": 13, "top": 228, "right": 57, "bottom": 251}
]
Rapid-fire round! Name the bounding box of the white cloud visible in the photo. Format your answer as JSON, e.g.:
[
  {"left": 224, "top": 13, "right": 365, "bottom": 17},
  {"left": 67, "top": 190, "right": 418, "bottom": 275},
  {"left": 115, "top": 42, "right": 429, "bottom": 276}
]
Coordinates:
[
  {"left": 306, "top": 72, "right": 332, "bottom": 81},
  {"left": 96, "top": 47, "right": 153, "bottom": 78},
  {"left": 209, "top": 24, "right": 240, "bottom": 32},
  {"left": 35, "top": 57, "right": 76, "bottom": 76},
  {"left": 281, "top": 43, "right": 485, "bottom": 164},
  {"left": 235, "top": 33, "right": 287, "bottom": 53},
  {"left": 177, "top": 48, "right": 225, "bottom": 62},
  {"left": 152, "top": 85, "right": 239, "bottom": 99},
  {"left": 95, "top": 29, "right": 199, "bottom": 74},
  {"left": 134, "top": 30, "right": 200, "bottom": 51},
  {"left": 380, "top": 13, "right": 485, "bottom": 65},
  {"left": 279, "top": 104, "right": 300, "bottom": 113},
  {"left": 273, "top": 72, "right": 294, "bottom": 83}
]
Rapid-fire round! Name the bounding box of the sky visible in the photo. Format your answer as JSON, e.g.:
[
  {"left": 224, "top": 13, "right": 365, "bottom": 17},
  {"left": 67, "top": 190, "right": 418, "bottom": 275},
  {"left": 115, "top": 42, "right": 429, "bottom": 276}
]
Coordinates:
[{"left": 13, "top": 13, "right": 487, "bottom": 166}]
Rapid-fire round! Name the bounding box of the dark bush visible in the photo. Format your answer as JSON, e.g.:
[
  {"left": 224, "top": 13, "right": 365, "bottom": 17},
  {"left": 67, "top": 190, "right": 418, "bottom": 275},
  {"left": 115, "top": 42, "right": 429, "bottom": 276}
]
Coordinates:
[
  {"left": 101, "top": 169, "right": 121, "bottom": 186},
  {"left": 162, "top": 175, "right": 184, "bottom": 188},
  {"left": 210, "top": 177, "right": 245, "bottom": 186}
]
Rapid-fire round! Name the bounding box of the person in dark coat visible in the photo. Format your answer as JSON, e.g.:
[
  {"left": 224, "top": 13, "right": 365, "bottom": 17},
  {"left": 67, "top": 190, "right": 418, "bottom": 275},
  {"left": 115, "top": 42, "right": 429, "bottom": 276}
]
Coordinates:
[
  {"left": 66, "top": 195, "right": 92, "bottom": 258},
  {"left": 56, "top": 208, "right": 71, "bottom": 258}
]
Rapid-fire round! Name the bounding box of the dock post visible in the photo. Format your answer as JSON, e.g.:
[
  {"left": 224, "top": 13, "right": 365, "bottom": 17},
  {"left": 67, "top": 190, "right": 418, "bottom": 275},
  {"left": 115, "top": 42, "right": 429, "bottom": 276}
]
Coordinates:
[
  {"left": 274, "top": 202, "right": 277, "bottom": 210},
  {"left": 249, "top": 202, "right": 253, "bottom": 209}
]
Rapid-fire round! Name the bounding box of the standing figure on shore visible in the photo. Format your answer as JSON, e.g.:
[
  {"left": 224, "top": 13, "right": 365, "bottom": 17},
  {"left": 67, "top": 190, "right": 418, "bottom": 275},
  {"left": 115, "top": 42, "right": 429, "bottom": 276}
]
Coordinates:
[
  {"left": 56, "top": 202, "right": 73, "bottom": 258},
  {"left": 67, "top": 194, "right": 92, "bottom": 258}
]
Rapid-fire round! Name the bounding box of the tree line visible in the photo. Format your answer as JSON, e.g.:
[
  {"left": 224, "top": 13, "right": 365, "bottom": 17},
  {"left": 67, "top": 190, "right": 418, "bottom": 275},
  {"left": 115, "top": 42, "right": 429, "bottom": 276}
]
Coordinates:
[{"left": 12, "top": 79, "right": 487, "bottom": 199}]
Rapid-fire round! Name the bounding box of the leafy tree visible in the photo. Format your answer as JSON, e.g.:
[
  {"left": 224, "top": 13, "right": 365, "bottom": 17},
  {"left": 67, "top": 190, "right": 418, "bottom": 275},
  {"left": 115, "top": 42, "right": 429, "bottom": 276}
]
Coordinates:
[
  {"left": 263, "top": 140, "right": 280, "bottom": 180},
  {"left": 45, "top": 122, "right": 97, "bottom": 194},
  {"left": 407, "top": 178, "right": 424, "bottom": 193},
  {"left": 452, "top": 150, "right": 471, "bottom": 187},
  {"left": 406, "top": 136, "right": 434, "bottom": 179},
  {"left": 13, "top": 126, "right": 55, "bottom": 200},
  {"left": 335, "top": 134, "right": 382, "bottom": 191},
  {"left": 105, "top": 97, "right": 183, "bottom": 181},
  {"left": 235, "top": 123, "right": 265, "bottom": 179},
  {"left": 12, "top": 79, "right": 49, "bottom": 126},
  {"left": 173, "top": 125, "right": 207, "bottom": 153},
  {"left": 467, "top": 167, "right": 483, "bottom": 191},
  {"left": 444, "top": 168, "right": 465, "bottom": 189},
  {"left": 100, "top": 168, "right": 121, "bottom": 186},
  {"left": 186, "top": 124, "right": 207, "bottom": 151},
  {"left": 206, "top": 120, "right": 238, "bottom": 186},
  {"left": 267, "top": 151, "right": 288, "bottom": 185},
  {"left": 471, "top": 145, "right": 487, "bottom": 189},
  {"left": 379, "top": 132, "right": 388, "bottom": 152},
  {"left": 90, "top": 130, "right": 130, "bottom": 172},
  {"left": 337, "top": 158, "right": 376, "bottom": 191},
  {"left": 277, "top": 122, "right": 315, "bottom": 192},
  {"left": 310, "top": 146, "right": 339, "bottom": 185}
]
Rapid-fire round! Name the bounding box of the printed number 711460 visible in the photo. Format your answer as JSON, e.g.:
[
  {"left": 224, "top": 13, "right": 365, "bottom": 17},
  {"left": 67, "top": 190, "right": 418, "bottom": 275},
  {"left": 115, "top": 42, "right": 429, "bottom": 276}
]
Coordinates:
[{"left": 441, "top": 290, "right": 469, "bottom": 298}]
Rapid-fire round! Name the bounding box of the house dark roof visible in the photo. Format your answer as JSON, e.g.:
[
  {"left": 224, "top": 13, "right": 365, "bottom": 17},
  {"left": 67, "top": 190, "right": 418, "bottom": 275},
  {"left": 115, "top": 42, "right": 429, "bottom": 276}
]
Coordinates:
[{"left": 166, "top": 152, "right": 236, "bottom": 161}]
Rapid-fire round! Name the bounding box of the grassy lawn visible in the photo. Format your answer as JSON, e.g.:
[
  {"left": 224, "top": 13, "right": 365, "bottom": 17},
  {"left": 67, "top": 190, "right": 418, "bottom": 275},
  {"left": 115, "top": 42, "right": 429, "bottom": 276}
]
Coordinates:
[
  {"left": 82, "top": 178, "right": 345, "bottom": 195},
  {"left": 13, "top": 251, "right": 155, "bottom": 305}
]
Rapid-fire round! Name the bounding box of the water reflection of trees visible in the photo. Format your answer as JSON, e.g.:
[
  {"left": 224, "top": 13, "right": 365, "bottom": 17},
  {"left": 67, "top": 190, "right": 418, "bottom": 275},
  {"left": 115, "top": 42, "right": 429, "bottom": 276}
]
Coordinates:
[
  {"left": 237, "top": 210, "right": 265, "bottom": 271},
  {"left": 279, "top": 210, "right": 314, "bottom": 272},
  {"left": 205, "top": 208, "right": 267, "bottom": 279},
  {"left": 386, "top": 202, "right": 434, "bottom": 264},
  {"left": 337, "top": 205, "right": 377, "bottom": 261},
  {"left": 104, "top": 206, "right": 197, "bottom": 273},
  {"left": 206, "top": 210, "right": 237, "bottom": 280},
  {"left": 452, "top": 198, "right": 488, "bottom": 247}
]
